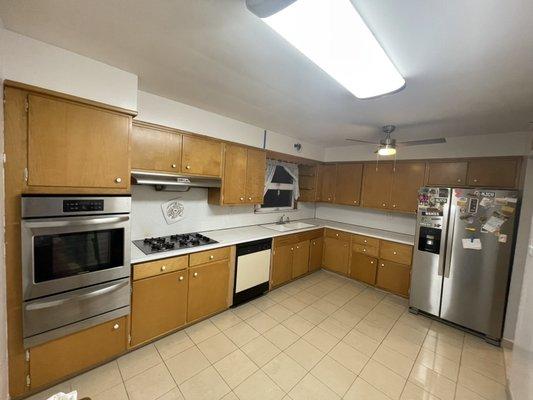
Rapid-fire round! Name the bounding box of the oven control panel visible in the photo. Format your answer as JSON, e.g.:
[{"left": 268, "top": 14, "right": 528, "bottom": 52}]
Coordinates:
[{"left": 63, "top": 199, "right": 104, "bottom": 213}]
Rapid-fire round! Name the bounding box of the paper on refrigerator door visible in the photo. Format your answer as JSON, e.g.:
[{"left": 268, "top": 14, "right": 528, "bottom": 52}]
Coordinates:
[
  {"left": 462, "top": 238, "right": 482, "bottom": 250},
  {"left": 482, "top": 216, "right": 506, "bottom": 233}
]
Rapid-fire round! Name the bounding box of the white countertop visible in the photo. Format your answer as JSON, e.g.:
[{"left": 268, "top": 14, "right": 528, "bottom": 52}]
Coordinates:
[{"left": 130, "top": 218, "right": 414, "bottom": 264}]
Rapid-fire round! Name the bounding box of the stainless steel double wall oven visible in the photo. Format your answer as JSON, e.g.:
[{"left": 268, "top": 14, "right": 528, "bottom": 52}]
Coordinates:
[{"left": 21, "top": 195, "right": 131, "bottom": 347}]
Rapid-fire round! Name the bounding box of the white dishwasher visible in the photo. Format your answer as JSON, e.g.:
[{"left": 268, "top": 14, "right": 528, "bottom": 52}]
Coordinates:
[{"left": 232, "top": 238, "right": 272, "bottom": 306}]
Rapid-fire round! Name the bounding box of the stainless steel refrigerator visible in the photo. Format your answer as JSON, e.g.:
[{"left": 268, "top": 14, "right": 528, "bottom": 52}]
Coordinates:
[{"left": 409, "top": 187, "right": 519, "bottom": 344}]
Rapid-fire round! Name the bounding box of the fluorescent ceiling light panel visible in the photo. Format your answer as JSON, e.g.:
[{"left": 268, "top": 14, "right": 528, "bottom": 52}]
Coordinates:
[{"left": 262, "top": 0, "right": 405, "bottom": 99}]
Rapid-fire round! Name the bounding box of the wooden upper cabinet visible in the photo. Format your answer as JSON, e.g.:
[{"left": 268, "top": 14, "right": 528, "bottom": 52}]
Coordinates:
[
  {"left": 223, "top": 144, "right": 248, "bottom": 204},
  {"left": 320, "top": 164, "right": 337, "bottom": 203},
  {"left": 245, "top": 148, "right": 266, "bottom": 203},
  {"left": 467, "top": 158, "right": 521, "bottom": 188},
  {"left": 361, "top": 162, "right": 394, "bottom": 210},
  {"left": 130, "top": 271, "right": 188, "bottom": 346},
  {"left": 335, "top": 163, "right": 363, "bottom": 206},
  {"left": 131, "top": 123, "right": 181, "bottom": 173},
  {"left": 27, "top": 94, "right": 130, "bottom": 190},
  {"left": 182, "top": 135, "right": 223, "bottom": 177},
  {"left": 426, "top": 161, "right": 468, "bottom": 186},
  {"left": 298, "top": 165, "right": 318, "bottom": 202},
  {"left": 390, "top": 162, "right": 426, "bottom": 213},
  {"left": 187, "top": 260, "right": 229, "bottom": 322}
]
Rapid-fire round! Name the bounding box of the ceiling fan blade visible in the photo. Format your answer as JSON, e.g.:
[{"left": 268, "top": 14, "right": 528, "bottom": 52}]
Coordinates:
[
  {"left": 397, "top": 138, "right": 447, "bottom": 147},
  {"left": 345, "top": 138, "right": 379, "bottom": 144}
]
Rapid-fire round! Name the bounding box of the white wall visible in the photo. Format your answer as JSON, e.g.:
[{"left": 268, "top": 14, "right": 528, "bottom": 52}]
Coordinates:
[
  {"left": 504, "top": 156, "right": 533, "bottom": 340},
  {"left": 131, "top": 185, "right": 315, "bottom": 240},
  {"left": 0, "top": 25, "right": 9, "bottom": 400},
  {"left": 0, "top": 28, "right": 138, "bottom": 111},
  {"left": 508, "top": 216, "right": 533, "bottom": 400},
  {"left": 324, "top": 131, "right": 532, "bottom": 162},
  {"left": 137, "top": 90, "right": 325, "bottom": 160},
  {"left": 316, "top": 204, "right": 416, "bottom": 235}
]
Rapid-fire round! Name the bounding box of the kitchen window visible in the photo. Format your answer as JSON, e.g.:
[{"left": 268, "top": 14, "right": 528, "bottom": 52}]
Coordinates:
[{"left": 256, "top": 160, "right": 299, "bottom": 213}]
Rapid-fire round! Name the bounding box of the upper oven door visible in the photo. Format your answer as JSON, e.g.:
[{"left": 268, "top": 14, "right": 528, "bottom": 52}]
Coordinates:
[{"left": 22, "top": 214, "right": 131, "bottom": 300}]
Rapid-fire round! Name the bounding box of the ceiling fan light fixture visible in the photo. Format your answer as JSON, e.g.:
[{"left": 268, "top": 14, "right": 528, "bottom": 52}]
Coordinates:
[
  {"left": 377, "top": 145, "right": 397, "bottom": 156},
  {"left": 250, "top": 0, "right": 405, "bottom": 99}
]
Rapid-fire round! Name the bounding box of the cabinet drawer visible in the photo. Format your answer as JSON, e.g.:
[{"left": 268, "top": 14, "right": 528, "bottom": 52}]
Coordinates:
[
  {"left": 133, "top": 256, "right": 188, "bottom": 280},
  {"left": 274, "top": 233, "right": 300, "bottom": 248},
  {"left": 352, "top": 234, "right": 380, "bottom": 248},
  {"left": 379, "top": 241, "right": 413, "bottom": 265},
  {"left": 352, "top": 243, "right": 379, "bottom": 258},
  {"left": 324, "top": 228, "right": 351, "bottom": 242},
  {"left": 189, "top": 247, "right": 231, "bottom": 266}
]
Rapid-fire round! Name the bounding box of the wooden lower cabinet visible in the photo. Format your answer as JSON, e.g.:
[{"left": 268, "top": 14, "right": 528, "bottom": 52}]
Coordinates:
[
  {"left": 376, "top": 260, "right": 411, "bottom": 297},
  {"left": 322, "top": 237, "right": 350, "bottom": 275},
  {"left": 187, "top": 260, "right": 230, "bottom": 322},
  {"left": 271, "top": 244, "right": 294, "bottom": 286},
  {"left": 130, "top": 271, "right": 188, "bottom": 346},
  {"left": 309, "top": 237, "right": 323, "bottom": 272},
  {"left": 292, "top": 240, "right": 310, "bottom": 278},
  {"left": 29, "top": 317, "right": 127, "bottom": 389},
  {"left": 349, "top": 252, "right": 377, "bottom": 285}
]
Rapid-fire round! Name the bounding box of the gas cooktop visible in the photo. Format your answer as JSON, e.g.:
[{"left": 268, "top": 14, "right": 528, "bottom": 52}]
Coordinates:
[{"left": 133, "top": 233, "right": 218, "bottom": 255}]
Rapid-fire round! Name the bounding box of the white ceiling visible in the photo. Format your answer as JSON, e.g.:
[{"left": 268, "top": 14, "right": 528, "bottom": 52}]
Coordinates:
[{"left": 1, "top": 0, "right": 533, "bottom": 146}]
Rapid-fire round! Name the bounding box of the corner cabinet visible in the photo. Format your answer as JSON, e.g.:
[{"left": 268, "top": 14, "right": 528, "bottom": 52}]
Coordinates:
[
  {"left": 209, "top": 144, "right": 266, "bottom": 205},
  {"left": 26, "top": 93, "right": 132, "bottom": 192}
]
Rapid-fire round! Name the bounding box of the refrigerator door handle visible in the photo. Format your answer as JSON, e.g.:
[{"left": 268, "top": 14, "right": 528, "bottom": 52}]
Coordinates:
[{"left": 443, "top": 200, "right": 457, "bottom": 278}]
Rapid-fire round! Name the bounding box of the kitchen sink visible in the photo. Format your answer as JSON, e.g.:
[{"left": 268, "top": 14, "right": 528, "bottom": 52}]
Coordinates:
[{"left": 260, "top": 221, "right": 316, "bottom": 232}]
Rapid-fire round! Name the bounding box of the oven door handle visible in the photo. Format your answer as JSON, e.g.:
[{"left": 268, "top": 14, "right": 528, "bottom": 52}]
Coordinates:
[
  {"left": 25, "top": 280, "right": 129, "bottom": 311},
  {"left": 25, "top": 215, "right": 129, "bottom": 229}
]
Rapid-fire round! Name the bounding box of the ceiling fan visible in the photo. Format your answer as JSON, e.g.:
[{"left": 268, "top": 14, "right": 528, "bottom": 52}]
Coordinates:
[{"left": 346, "top": 125, "right": 446, "bottom": 156}]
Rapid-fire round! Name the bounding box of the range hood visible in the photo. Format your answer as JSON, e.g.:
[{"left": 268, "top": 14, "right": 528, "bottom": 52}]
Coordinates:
[{"left": 131, "top": 170, "right": 221, "bottom": 192}]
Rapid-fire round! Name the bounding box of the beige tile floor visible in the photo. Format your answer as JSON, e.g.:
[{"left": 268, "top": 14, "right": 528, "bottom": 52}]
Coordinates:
[{"left": 28, "top": 270, "right": 508, "bottom": 400}]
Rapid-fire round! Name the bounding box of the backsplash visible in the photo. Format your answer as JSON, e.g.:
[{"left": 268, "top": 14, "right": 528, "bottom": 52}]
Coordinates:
[
  {"left": 315, "top": 203, "right": 416, "bottom": 235},
  {"left": 131, "top": 185, "right": 316, "bottom": 239}
]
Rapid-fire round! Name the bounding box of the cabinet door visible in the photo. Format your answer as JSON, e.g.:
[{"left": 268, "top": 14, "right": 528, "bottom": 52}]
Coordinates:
[
  {"left": 335, "top": 163, "right": 363, "bottom": 206},
  {"left": 131, "top": 124, "right": 181, "bottom": 173},
  {"left": 27, "top": 94, "right": 130, "bottom": 189},
  {"left": 467, "top": 158, "right": 520, "bottom": 188},
  {"left": 426, "top": 161, "right": 467, "bottom": 186},
  {"left": 320, "top": 164, "right": 337, "bottom": 202},
  {"left": 182, "top": 135, "right": 223, "bottom": 176},
  {"left": 187, "top": 260, "right": 229, "bottom": 322},
  {"left": 246, "top": 148, "right": 267, "bottom": 204},
  {"left": 292, "top": 240, "right": 310, "bottom": 278},
  {"left": 390, "top": 162, "right": 426, "bottom": 213},
  {"left": 322, "top": 237, "right": 350, "bottom": 275},
  {"left": 361, "top": 163, "right": 394, "bottom": 210},
  {"left": 223, "top": 144, "right": 247, "bottom": 204},
  {"left": 349, "top": 252, "right": 377, "bottom": 285},
  {"left": 376, "top": 260, "right": 411, "bottom": 297},
  {"left": 315, "top": 165, "right": 325, "bottom": 202},
  {"left": 29, "top": 317, "right": 126, "bottom": 389},
  {"left": 131, "top": 271, "right": 188, "bottom": 346},
  {"left": 309, "top": 237, "right": 323, "bottom": 272},
  {"left": 272, "top": 244, "right": 293, "bottom": 286}
]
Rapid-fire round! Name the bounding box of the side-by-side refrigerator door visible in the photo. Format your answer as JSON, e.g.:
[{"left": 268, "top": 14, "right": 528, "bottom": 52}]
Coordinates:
[
  {"left": 410, "top": 187, "right": 451, "bottom": 316},
  {"left": 441, "top": 189, "right": 518, "bottom": 341}
]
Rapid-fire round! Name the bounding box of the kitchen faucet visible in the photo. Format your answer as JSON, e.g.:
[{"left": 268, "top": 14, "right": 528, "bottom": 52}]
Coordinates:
[{"left": 277, "top": 214, "right": 290, "bottom": 224}]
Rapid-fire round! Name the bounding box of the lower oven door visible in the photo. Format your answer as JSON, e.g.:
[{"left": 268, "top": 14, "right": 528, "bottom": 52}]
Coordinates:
[
  {"left": 23, "top": 278, "right": 130, "bottom": 348},
  {"left": 22, "top": 214, "right": 130, "bottom": 300}
]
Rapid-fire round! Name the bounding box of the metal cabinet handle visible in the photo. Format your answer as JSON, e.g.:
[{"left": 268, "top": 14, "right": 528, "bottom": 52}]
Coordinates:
[
  {"left": 335, "top": 233, "right": 339, "bottom": 237},
  {"left": 171, "top": 164, "right": 177, "bottom": 168},
  {"left": 392, "top": 204, "right": 397, "bottom": 208},
  {"left": 290, "top": 248, "right": 294, "bottom": 251},
  {"left": 457, "top": 179, "right": 462, "bottom": 183},
  {"left": 364, "top": 240, "right": 367, "bottom": 243},
  {"left": 209, "top": 255, "right": 214, "bottom": 260},
  {"left": 161, "top": 265, "right": 167, "bottom": 271},
  {"left": 393, "top": 251, "right": 397, "bottom": 255},
  {"left": 473, "top": 178, "right": 478, "bottom": 183},
  {"left": 381, "top": 263, "right": 385, "bottom": 267},
  {"left": 240, "top": 197, "right": 244, "bottom": 201},
  {"left": 248, "top": 197, "right": 252, "bottom": 201},
  {"left": 193, "top": 272, "right": 198, "bottom": 277},
  {"left": 179, "top": 276, "right": 184, "bottom": 281},
  {"left": 382, "top": 203, "right": 386, "bottom": 207},
  {"left": 186, "top": 165, "right": 191, "bottom": 170},
  {"left": 363, "top": 248, "right": 366, "bottom": 252},
  {"left": 115, "top": 177, "right": 122, "bottom": 183},
  {"left": 113, "top": 323, "right": 120, "bottom": 330},
  {"left": 370, "top": 261, "right": 374, "bottom": 264}
]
